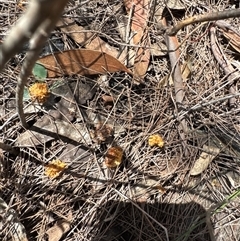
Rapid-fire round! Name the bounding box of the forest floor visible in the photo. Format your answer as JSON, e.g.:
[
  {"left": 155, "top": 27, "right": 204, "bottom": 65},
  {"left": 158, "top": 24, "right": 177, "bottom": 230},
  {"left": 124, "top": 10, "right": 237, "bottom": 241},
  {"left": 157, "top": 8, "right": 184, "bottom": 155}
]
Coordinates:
[{"left": 0, "top": 0, "right": 240, "bottom": 240}]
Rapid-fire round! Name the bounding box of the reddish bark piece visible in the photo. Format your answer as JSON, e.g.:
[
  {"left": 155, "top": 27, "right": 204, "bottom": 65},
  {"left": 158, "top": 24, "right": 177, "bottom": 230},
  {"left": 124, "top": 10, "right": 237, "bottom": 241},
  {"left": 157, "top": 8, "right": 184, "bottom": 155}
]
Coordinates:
[{"left": 38, "top": 49, "right": 132, "bottom": 77}]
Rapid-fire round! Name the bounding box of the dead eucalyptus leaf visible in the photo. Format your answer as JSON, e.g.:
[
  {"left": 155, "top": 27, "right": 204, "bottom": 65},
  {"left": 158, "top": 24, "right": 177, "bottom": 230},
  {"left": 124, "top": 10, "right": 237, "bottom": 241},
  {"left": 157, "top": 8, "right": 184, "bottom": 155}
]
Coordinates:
[
  {"left": 223, "top": 30, "right": 240, "bottom": 54},
  {"left": 15, "top": 118, "right": 92, "bottom": 146},
  {"left": 57, "top": 18, "right": 124, "bottom": 62},
  {"left": 158, "top": 58, "right": 191, "bottom": 87},
  {"left": 38, "top": 49, "right": 132, "bottom": 78},
  {"left": 46, "top": 219, "right": 71, "bottom": 241},
  {"left": 165, "top": 0, "right": 185, "bottom": 10},
  {"left": 150, "top": 42, "right": 167, "bottom": 56},
  {"left": 124, "top": 0, "right": 150, "bottom": 78},
  {"left": 190, "top": 145, "right": 220, "bottom": 176}
]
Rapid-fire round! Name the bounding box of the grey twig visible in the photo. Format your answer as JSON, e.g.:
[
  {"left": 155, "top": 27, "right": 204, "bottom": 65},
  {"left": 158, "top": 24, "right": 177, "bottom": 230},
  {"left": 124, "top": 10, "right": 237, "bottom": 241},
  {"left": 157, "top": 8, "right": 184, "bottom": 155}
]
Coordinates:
[
  {"left": 163, "top": 17, "right": 189, "bottom": 154},
  {"left": 210, "top": 26, "right": 238, "bottom": 107},
  {"left": 0, "top": 0, "right": 69, "bottom": 128},
  {"left": 166, "top": 8, "right": 240, "bottom": 36}
]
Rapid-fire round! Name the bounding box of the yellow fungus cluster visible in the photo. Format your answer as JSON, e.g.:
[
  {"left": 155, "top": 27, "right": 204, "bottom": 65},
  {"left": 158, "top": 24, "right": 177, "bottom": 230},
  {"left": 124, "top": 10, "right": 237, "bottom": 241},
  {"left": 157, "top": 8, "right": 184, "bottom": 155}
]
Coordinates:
[
  {"left": 45, "top": 159, "right": 67, "bottom": 178},
  {"left": 105, "top": 146, "right": 123, "bottom": 168},
  {"left": 29, "top": 83, "right": 49, "bottom": 103},
  {"left": 148, "top": 134, "right": 164, "bottom": 148}
]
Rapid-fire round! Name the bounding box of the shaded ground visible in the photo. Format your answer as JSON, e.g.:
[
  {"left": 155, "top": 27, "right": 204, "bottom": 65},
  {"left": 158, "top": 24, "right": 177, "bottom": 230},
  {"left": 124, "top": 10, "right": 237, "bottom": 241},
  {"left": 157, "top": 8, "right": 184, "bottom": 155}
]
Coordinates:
[{"left": 0, "top": 0, "right": 240, "bottom": 240}]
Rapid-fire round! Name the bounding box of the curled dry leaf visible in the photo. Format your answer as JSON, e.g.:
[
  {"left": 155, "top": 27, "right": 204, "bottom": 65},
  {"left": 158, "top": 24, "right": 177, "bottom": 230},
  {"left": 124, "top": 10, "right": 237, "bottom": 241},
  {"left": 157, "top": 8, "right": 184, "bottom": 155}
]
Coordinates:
[
  {"left": 45, "top": 159, "right": 67, "bottom": 178},
  {"left": 190, "top": 145, "right": 220, "bottom": 176},
  {"left": 124, "top": 0, "right": 150, "bottom": 78},
  {"left": 46, "top": 218, "right": 71, "bottom": 241},
  {"left": 148, "top": 134, "right": 164, "bottom": 148},
  {"left": 38, "top": 49, "right": 132, "bottom": 78},
  {"left": 29, "top": 83, "right": 49, "bottom": 103},
  {"left": 223, "top": 29, "right": 240, "bottom": 54},
  {"left": 57, "top": 18, "right": 124, "bottom": 62},
  {"left": 105, "top": 146, "right": 123, "bottom": 168}
]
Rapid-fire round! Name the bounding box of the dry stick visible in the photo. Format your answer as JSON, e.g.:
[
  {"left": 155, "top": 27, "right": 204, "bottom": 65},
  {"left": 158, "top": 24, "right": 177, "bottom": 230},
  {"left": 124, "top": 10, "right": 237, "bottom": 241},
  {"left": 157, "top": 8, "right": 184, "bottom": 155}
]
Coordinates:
[
  {"left": 162, "top": 18, "right": 189, "bottom": 154},
  {"left": 166, "top": 8, "right": 240, "bottom": 36},
  {"left": 0, "top": 0, "right": 65, "bottom": 70},
  {"left": 0, "top": 0, "right": 69, "bottom": 128},
  {"left": 210, "top": 27, "right": 238, "bottom": 107}
]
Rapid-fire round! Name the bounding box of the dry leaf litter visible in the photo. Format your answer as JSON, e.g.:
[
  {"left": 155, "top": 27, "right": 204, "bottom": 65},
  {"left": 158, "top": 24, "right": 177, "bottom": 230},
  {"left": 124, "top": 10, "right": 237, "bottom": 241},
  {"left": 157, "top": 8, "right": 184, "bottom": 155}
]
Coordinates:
[{"left": 0, "top": 0, "right": 240, "bottom": 241}]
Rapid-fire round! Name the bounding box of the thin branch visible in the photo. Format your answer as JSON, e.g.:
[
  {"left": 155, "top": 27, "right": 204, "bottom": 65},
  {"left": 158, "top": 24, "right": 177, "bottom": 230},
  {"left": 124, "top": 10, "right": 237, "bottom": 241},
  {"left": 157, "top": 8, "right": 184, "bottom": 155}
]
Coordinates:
[
  {"left": 166, "top": 8, "right": 240, "bottom": 36},
  {"left": 162, "top": 17, "right": 189, "bottom": 154},
  {"left": 0, "top": 0, "right": 69, "bottom": 127},
  {"left": 210, "top": 26, "right": 238, "bottom": 106},
  {"left": 0, "top": 0, "right": 66, "bottom": 70}
]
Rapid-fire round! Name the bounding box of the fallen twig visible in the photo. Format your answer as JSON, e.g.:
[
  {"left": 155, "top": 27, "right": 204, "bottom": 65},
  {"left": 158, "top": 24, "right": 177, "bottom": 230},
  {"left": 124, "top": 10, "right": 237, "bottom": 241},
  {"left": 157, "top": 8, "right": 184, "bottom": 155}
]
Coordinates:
[
  {"left": 166, "top": 8, "right": 240, "bottom": 36},
  {"left": 210, "top": 26, "right": 238, "bottom": 107},
  {"left": 162, "top": 17, "right": 189, "bottom": 154},
  {"left": 0, "top": 0, "right": 69, "bottom": 128}
]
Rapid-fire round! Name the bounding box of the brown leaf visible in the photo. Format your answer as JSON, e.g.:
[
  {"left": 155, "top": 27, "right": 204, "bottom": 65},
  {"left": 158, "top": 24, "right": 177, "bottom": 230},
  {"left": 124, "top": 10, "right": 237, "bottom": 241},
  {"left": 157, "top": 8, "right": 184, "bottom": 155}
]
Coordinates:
[
  {"left": 223, "top": 30, "right": 240, "bottom": 54},
  {"left": 124, "top": 0, "right": 150, "bottom": 77},
  {"left": 57, "top": 18, "right": 94, "bottom": 46},
  {"left": 190, "top": 145, "right": 220, "bottom": 176},
  {"left": 124, "top": 0, "right": 149, "bottom": 43},
  {"left": 133, "top": 36, "right": 150, "bottom": 77},
  {"left": 57, "top": 18, "right": 124, "bottom": 62},
  {"left": 38, "top": 49, "right": 132, "bottom": 77},
  {"left": 46, "top": 219, "right": 71, "bottom": 241}
]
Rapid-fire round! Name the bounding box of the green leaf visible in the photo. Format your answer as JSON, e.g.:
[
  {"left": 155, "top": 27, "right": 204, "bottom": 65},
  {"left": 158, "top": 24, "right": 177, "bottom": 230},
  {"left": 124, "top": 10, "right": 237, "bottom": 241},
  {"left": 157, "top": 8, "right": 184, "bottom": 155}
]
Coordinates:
[
  {"left": 23, "top": 87, "right": 30, "bottom": 100},
  {"left": 32, "top": 63, "right": 47, "bottom": 80}
]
